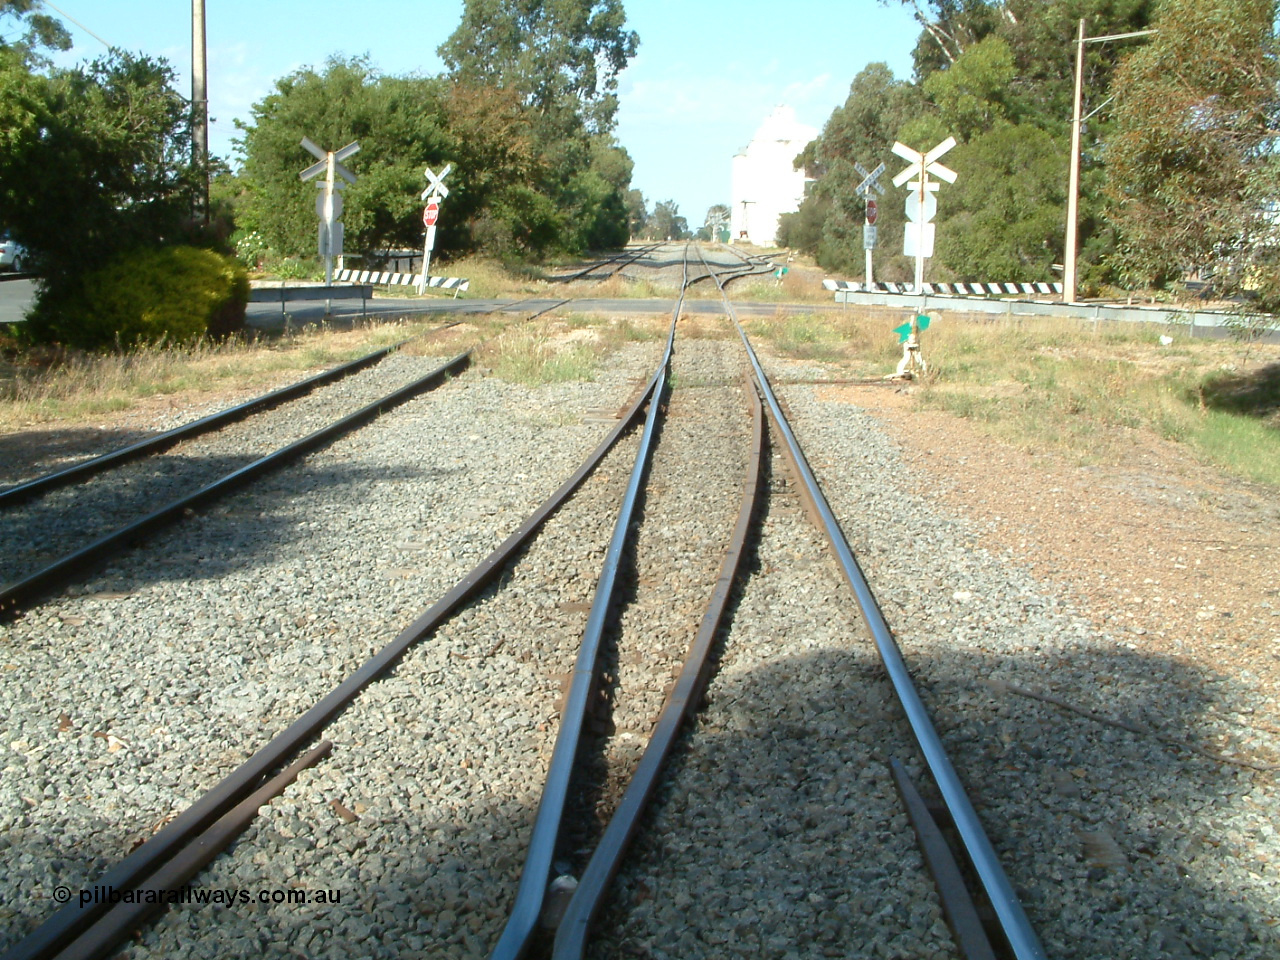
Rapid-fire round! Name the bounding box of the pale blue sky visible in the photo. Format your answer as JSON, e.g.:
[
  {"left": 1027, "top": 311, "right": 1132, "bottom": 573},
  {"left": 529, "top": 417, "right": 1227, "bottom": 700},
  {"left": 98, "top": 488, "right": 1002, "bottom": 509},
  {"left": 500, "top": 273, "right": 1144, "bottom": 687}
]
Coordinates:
[{"left": 41, "top": 1, "right": 920, "bottom": 227}]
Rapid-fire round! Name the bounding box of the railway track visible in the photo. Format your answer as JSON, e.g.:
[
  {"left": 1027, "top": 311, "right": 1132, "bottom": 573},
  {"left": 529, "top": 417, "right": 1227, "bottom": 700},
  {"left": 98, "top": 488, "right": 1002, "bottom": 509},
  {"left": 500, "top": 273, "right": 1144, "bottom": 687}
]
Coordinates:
[
  {"left": 0, "top": 295, "right": 605, "bottom": 617},
  {"left": 45, "top": 240, "right": 1264, "bottom": 960},
  {"left": 1, "top": 243, "right": 1055, "bottom": 960},
  {"left": 547, "top": 244, "right": 665, "bottom": 284}
]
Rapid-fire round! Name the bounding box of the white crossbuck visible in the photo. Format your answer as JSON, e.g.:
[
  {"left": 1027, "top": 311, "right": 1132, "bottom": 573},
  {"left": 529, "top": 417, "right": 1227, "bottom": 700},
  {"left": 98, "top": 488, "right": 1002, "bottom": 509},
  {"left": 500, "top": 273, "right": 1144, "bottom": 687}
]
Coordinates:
[
  {"left": 824, "top": 279, "right": 1063, "bottom": 297},
  {"left": 335, "top": 269, "right": 469, "bottom": 292}
]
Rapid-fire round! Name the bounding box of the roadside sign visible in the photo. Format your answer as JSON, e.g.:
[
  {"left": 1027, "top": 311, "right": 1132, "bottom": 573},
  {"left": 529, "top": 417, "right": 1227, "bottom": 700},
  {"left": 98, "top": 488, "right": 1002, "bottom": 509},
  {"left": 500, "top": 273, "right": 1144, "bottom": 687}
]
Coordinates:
[
  {"left": 421, "top": 164, "right": 453, "bottom": 201},
  {"left": 904, "top": 191, "right": 937, "bottom": 223},
  {"left": 892, "top": 137, "right": 957, "bottom": 290},
  {"left": 863, "top": 224, "right": 878, "bottom": 250},
  {"left": 316, "top": 187, "right": 344, "bottom": 220},
  {"left": 418, "top": 165, "right": 454, "bottom": 294},
  {"left": 902, "top": 222, "right": 936, "bottom": 258},
  {"left": 299, "top": 137, "right": 359, "bottom": 287},
  {"left": 854, "top": 161, "right": 886, "bottom": 198}
]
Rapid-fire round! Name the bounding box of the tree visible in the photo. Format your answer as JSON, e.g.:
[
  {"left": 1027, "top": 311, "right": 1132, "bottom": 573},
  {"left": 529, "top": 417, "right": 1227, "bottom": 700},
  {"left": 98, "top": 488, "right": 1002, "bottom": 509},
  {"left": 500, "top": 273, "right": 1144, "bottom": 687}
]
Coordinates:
[
  {"left": 625, "top": 188, "right": 647, "bottom": 238},
  {"left": 0, "top": 0, "right": 70, "bottom": 65},
  {"left": 237, "top": 58, "right": 452, "bottom": 262},
  {"left": 437, "top": 1, "right": 638, "bottom": 255},
  {"left": 235, "top": 53, "right": 633, "bottom": 264},
  {"left": 645, "top": 200, "right": 687, "bottom": 240},
  {"left": 1105, "top": 0, "right": 1280, "bottom": 302},
  {"left": 0, "top": 50, "right": 201, "bottom": 338},
  {"left": 439, "top": 0, "right": 638, "bottom": 134},
  {"left": 934, "top": 121, "right": 1064, "bottom": 278},
  {"left": 704, "top": 203, "right": 730, "bottom": 239},
  {"left": 879, "top": 0, "right": 1002, "bottom": 72},
  {"left": 793, "top": 62, "right": 923, "bottom": 277}
]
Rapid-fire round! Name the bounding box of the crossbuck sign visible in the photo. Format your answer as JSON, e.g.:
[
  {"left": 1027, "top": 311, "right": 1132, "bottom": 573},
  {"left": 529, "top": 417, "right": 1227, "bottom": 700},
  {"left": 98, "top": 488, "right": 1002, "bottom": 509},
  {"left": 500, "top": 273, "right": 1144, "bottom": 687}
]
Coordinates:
[
  {"left": 299, "top": 137, "right": 360, "bottom": 288},
  {"left": 418, "top": 163, "right": 453, "bottom": 294},
  {"left": 854, "top": 160, "right": 886, "bottom": 284},
  {"left": 891, "top": 137, "right": 957, "bottom": 293}
]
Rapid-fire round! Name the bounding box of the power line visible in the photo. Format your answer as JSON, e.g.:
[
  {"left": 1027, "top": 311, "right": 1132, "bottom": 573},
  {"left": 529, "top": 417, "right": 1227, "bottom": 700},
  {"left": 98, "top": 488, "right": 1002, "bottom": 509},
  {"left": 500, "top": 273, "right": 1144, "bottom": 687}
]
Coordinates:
[{"left": 39, "top": 0, "right": 113, "bottom": 51}]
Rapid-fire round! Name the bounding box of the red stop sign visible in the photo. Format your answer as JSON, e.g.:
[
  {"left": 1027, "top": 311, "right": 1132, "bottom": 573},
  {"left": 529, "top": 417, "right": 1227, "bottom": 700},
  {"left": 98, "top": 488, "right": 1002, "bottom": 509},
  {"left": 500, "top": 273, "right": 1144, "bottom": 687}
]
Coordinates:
[
  {"left": 866, "top": 199, "right": 878, "bottom": 225},
  {"left": 424, "top": 202, "right": 439, "bottom": 227}
]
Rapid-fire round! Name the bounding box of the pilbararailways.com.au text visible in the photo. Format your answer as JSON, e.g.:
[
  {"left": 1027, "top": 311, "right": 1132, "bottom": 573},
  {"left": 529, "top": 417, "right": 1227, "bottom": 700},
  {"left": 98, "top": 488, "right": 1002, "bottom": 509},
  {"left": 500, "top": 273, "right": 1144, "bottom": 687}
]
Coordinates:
[{"left": 55, "top": 884, "right": 341, "bottom": 908}]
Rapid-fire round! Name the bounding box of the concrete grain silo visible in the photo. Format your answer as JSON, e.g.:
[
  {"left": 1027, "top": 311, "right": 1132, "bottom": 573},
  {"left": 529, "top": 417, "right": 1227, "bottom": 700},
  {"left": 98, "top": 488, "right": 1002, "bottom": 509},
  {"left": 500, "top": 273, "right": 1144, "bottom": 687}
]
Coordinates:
[{"left": 730, "top": 106, "right": 817, "bottom": 247}]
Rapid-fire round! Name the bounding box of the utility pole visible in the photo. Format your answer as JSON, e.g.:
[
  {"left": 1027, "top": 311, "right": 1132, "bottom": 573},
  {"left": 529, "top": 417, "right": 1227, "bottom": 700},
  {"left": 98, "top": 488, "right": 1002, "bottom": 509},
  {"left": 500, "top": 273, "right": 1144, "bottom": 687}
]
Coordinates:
[
  {"left": 191, "top": 0, "right": 209, "bottom": 222},
  {"left": 1064, "top": 20, "right": 1156, "bottom": 304}
]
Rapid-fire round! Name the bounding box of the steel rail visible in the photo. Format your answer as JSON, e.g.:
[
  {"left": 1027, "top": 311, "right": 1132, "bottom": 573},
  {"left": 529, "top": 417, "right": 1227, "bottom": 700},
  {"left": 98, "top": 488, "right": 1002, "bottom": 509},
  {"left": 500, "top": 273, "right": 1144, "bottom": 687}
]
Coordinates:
[
  {"left": 551, "top": 366, "right": 764, "bottom": 960},
  {"left": 889, "top": 758, "right": 998, "bottom": 960},
  {"left": 700, "top": 246, "right": 1049, "bottom": 960},
  {"left": 2, "top": 353, "right": 666, "bottom": 960},
  {"left": 0, "top": 350, "right": 470, "bottom": 619},
  {"left": 54, "top": 741, "right": 334, "bottom": 960},
  {"left": 0, "top": 340, "right": 410, "bottom": 508},
  {"left": 547, "top": 242, "right": 663, "bottom": 284},
  {"left": 487, "top": 247, "right": 687, "bottom": 960}
]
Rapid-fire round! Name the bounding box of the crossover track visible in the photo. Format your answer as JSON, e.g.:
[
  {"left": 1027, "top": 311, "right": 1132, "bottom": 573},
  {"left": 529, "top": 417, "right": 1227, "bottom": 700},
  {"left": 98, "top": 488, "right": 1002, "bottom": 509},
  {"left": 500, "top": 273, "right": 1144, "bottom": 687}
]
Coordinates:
[
  {"left": 3, "top": 243, "right": 1046, "bottom": 960},
  {"left": 548, "top": 243, "right": 664, "bottom": 284}
]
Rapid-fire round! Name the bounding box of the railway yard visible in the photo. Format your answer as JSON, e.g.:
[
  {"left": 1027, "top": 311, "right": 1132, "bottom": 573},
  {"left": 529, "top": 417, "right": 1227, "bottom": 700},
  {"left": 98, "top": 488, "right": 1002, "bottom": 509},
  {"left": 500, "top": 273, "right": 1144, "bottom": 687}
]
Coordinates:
[{"left": 1, "top": 243, "right": 1278, "bottom": 960}]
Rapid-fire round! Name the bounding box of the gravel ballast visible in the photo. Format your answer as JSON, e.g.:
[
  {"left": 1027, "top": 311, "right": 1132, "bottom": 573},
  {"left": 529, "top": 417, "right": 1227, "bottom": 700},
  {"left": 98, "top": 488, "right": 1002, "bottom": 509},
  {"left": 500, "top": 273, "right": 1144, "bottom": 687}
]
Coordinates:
[{"left": 1, "top": 306, "right": 1276, "bottom": 960}]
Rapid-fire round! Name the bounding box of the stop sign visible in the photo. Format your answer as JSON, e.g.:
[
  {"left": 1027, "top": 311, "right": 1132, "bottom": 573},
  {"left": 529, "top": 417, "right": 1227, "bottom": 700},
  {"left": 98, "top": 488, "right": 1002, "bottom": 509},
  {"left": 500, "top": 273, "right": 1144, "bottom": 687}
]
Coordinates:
[
  {"left": 866, "top": 199, "right": 878, "bottom": 225},
  {"left": 424, "top": 202, "right": 439, "bottom": 227}
]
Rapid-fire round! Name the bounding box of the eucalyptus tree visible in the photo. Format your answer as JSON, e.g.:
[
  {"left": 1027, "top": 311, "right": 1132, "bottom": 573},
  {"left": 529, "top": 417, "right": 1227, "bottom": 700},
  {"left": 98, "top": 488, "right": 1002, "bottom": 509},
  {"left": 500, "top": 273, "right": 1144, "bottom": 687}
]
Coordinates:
[{"left": 1105, "top": 0, "right": 1280, "bottom": 308}]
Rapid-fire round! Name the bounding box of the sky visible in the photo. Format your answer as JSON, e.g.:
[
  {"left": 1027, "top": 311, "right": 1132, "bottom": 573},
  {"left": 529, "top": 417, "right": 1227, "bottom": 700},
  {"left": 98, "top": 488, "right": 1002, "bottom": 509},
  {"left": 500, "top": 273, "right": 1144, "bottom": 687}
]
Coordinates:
[{"left": 40, "top": 0, "right": 921, "bottom": 228}]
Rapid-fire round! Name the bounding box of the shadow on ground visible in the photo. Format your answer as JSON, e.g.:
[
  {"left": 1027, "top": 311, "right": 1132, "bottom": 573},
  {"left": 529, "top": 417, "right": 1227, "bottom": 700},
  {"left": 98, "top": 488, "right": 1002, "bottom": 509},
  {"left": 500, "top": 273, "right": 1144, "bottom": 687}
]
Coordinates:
[
  {"left": 1200, "top": 361, "right": 1280, "bottom": 425},
  {"left": 3, "top": 637, "right": 1273, "bottom": 959}
]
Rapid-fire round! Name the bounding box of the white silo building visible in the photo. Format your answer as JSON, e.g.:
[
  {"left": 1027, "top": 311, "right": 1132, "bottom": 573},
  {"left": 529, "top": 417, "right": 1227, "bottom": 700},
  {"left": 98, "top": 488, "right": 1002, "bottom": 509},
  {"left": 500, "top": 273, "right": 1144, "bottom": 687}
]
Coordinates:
[{"left": 731, "top": 105, "right": 817, "bottom": 247}]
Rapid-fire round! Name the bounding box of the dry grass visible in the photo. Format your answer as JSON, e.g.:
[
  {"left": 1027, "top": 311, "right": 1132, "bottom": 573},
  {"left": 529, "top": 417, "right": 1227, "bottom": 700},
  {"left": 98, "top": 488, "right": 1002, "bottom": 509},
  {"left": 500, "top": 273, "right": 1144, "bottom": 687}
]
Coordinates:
[
  {"left": 916, "top": 314, "right": 1280, "bottom": 486},
  {"left": 0, "top": 319, "right": 441, "bottom": 432},
  {"left": 581, "top": 273, "right": 664, "bottom": 300},
  {"left": 744, "top": 308, "right": 1280, "bottom": 487},
  {"left": 475, "top": 313, "right": 662, "bottom": 385}
]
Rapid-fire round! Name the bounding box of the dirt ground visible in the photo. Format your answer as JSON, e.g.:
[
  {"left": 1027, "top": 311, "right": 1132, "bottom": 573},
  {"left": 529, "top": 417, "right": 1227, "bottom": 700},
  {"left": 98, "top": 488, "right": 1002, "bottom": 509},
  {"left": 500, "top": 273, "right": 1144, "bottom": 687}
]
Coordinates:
[{"left": 821, "top": 381, "right": 1280, "bottom": 747}]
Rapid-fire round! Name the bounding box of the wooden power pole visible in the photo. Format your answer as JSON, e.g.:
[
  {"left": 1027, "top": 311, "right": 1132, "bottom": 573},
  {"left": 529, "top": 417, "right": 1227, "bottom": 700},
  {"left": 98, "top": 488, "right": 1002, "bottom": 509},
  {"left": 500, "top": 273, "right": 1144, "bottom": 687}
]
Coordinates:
[{"left": 192, "top": 0, "right": 209, "bottom": 222}]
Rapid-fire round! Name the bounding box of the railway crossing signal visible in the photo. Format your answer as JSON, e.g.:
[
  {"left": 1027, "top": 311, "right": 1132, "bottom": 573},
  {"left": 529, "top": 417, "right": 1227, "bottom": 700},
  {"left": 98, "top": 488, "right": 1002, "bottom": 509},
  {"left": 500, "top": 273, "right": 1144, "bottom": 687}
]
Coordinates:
[
  {"left": 892, "top": 137, "right": 958, "bottom": 294},
  {"left": 418, "top": 163, "right": 453, "bottom": 294},
  {"left": 854, "top": 160, "right": 886, "bottom": 285},
  {"left": 299, "top": 137, "right": 360, "bottom": 289}
]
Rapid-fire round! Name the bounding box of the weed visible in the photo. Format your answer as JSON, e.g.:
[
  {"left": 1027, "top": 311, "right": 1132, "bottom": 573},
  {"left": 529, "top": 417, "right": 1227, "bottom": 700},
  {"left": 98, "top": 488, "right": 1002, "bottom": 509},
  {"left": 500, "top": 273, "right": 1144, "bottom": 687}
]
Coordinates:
[
  {"left": 479, "top": 329, "right": 599, "bottom": 385},
  {"left": 914, "top": 316, "right": 1280, "bottom": 488}
]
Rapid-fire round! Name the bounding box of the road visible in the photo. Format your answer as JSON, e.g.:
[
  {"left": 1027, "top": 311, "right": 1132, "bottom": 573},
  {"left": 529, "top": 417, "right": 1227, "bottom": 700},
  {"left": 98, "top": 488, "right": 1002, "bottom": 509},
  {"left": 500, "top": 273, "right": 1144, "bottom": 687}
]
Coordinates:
[
  {"left": 0, "top": 280, "right": 843, "bottom": 334},
  {"left": 0, "top": 278, "right": 36, "bottom": 326}
]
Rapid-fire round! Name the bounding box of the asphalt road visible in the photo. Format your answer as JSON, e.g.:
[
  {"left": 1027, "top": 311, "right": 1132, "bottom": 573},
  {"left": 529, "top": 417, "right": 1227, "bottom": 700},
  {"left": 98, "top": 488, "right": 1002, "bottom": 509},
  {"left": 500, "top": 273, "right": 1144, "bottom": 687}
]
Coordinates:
[
  {"left": 0, "top": 277, "right": 36, "bottom": 325},
  {"left": 0, "top": 280, "right": 843, "bottom": 335}
]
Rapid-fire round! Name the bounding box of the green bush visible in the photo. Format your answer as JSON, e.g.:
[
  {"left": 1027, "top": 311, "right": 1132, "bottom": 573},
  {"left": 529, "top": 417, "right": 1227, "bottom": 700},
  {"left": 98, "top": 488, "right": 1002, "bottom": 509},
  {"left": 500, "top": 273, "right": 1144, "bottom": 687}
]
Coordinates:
[{"left": 34, "top": 246, "right": 249, "bottom": 350}]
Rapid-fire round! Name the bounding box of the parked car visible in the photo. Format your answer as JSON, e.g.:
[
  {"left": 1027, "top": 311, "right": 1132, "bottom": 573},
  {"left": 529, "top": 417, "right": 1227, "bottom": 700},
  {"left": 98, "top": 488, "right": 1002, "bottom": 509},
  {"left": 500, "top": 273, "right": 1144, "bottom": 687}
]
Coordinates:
[{"left": 0, "top": 232, "right": 27, "bottom": 272}]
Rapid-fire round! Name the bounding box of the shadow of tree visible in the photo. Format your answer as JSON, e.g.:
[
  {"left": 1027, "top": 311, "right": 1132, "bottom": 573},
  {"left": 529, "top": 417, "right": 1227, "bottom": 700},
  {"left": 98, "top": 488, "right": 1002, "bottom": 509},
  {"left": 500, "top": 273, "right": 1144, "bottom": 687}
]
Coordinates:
[
  {"left": 0, "top": 455, "right": 457, "bottom": 594},
  {"left": 8, "top": 638, "right": 1266, "bottom": 960},
  {"left": 1199, "top": 361, "right": 1280, "bottom": 424},
  {"left": 0, "top": 426, "right": 157, "bottom": 487}
]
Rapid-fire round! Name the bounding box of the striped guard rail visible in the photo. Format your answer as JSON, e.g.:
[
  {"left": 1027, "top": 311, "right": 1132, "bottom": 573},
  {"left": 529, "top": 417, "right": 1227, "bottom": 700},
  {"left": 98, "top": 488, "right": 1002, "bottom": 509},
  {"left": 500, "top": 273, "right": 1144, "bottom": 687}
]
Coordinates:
[
  {"left": 335, "top": 269, "right": 469, "bottom": 291},
  {"left": 824, "top": 279, "right": 1063, "bottom": 297}
]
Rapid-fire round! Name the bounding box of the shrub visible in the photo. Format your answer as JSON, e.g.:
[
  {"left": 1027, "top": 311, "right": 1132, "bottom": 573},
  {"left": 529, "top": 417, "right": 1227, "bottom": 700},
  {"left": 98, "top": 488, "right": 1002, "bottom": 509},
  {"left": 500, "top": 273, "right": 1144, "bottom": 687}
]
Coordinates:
[{"left": 28, "top": 246, "right": 249, "bottom": 350}]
